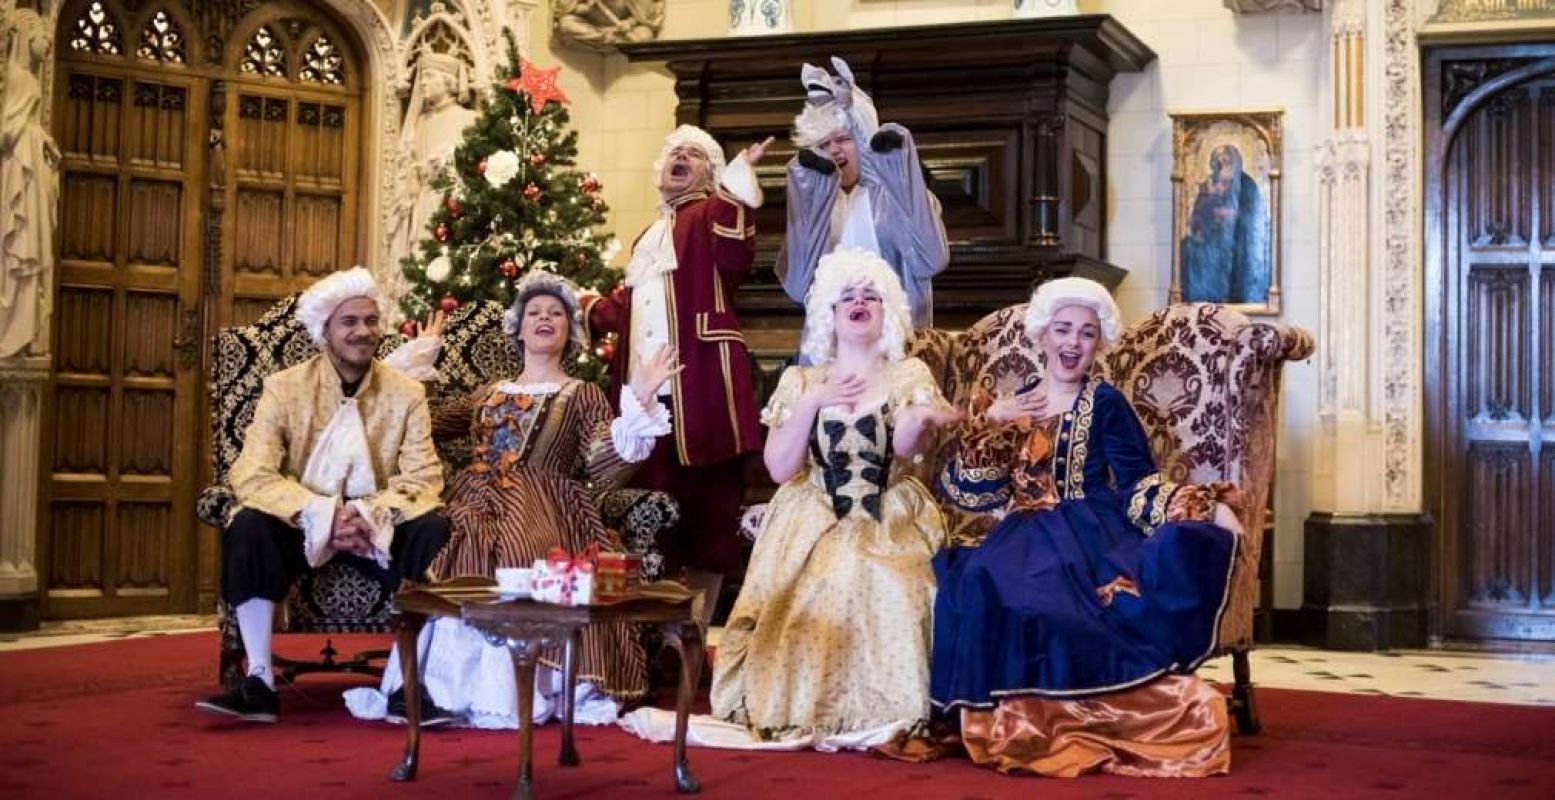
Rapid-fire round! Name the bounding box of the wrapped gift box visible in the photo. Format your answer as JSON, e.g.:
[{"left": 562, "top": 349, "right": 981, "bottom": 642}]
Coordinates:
[
  {"left": 594, "top": 552, "right": 643, "bottom": 603},
  {"left": 530, "top": 547, "right": 596, "bottom": 606}
]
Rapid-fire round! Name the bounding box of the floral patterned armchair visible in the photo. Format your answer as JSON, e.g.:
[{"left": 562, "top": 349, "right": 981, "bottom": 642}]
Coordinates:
[
  {"left": 199, "top": 297, "right": 679, "bottom": 689},
  {"left": 907, "top": 302, "right": 1313, "bottom": 735}
]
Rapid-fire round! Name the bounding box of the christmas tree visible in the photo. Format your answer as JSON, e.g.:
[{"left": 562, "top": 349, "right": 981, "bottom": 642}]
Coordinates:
[{"left": 399, "top": 34, "right": 619, "bottom": 378}]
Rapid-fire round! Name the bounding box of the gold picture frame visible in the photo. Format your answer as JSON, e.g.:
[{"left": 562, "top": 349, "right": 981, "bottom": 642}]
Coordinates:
[{"left": 1169, "top": 109, "right": 1283, "bottom": 316}]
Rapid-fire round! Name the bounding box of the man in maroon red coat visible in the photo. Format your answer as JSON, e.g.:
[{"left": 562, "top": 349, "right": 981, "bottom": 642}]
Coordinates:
[{"left": 586, "top": 125, "right": 772, "bottom": 617}]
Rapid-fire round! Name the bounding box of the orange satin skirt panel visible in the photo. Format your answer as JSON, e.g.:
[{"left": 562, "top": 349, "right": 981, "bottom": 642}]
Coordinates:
[{"left": 877, "top": 675, "right": 1230, "bottom": 778}]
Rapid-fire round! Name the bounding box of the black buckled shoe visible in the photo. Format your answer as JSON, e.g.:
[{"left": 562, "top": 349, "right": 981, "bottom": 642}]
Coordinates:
[
  {"left": 386, "top": 687, "right": 458, "bottom": 728},
  {"left": 195, "top": 676, "right": 279, "bottom": 723}
]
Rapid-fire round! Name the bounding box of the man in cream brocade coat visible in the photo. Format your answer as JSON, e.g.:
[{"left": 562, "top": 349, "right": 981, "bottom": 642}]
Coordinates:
[{"left": 196, "top": 267, "right": 450, "bottom": 724}]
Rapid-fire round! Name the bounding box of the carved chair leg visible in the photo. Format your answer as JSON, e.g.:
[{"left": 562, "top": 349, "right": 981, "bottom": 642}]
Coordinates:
[
  {"left": 1231, "top": 649, "right": 1261, "bottom": 736},
  {"left": 219, "top": 632, "right": 245, "bottom": 692}
]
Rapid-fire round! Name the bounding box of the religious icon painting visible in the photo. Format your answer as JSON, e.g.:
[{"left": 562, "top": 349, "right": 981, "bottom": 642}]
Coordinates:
[{"left": 1168, "top": 109, "right": 1284, "bottom": 315}]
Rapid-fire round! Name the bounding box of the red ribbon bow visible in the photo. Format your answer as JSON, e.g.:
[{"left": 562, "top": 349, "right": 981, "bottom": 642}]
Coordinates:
[{"left": 544, "top": 544, "right": 598, "bottom": 574}]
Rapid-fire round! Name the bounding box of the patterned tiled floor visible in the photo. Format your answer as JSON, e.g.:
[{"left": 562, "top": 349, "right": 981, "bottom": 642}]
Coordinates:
[{"left": 5, "top": 618, "right": 1554, "bottom": 707}]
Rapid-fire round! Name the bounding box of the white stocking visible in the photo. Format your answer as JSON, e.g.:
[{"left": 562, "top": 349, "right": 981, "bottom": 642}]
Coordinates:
[{"left": 234, "top": 598, "right": 276, "bottom": 689}]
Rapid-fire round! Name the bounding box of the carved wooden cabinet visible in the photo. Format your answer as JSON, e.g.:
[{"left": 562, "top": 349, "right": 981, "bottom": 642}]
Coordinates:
[{"left": 621, "top": 15, "right": 1155, "bottom": 349}]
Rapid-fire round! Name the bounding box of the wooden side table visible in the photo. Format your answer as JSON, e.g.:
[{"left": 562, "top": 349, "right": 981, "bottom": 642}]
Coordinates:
[{"left": 387, "top": 578, "right": 704, "bottom": 800}]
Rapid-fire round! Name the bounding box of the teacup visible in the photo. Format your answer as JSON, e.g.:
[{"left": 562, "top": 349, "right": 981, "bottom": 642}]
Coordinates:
[{"left": 495, "top": 567, "right": 534, "bottom": 594}]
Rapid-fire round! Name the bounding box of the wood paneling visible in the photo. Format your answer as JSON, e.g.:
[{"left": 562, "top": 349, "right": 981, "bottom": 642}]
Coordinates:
[
  {"left": 60, "top": 174, "right": 117, "bottom": 262},
  {"left": 44, "top": 0, "right": 367, "bottom": 618},
  {"left": 48, "top": 504, "right": 105, "bottom": 592},
  {"left": 54, "top": 288, "right": 113, "bottom": 374},
  {"left": 126, "top": 179, "right": 182, "bottom": 265},
  {"left": 618, "top": 17, "right": 1149, "bottom": 333},
  {"left": 1465, "top": 443, "right": 1532, "bottom": 608},
  {"left": 1426, "top": 47, "right": 1555, "bottom": 644},
  {"left": 233, "top": 189, "right": 284, "bottom": 274},
  {"left": 1466, "top": 266, "right": 1528, "bottom": 422},
  {"left": 116, "top": 504, "right": 171, "bottom": 592},
  {"left": 52, "top": 387, "right": 109, "bottom": 474},
  {"left": 128, "top": 81, "right": 187, "bottom": 168}
]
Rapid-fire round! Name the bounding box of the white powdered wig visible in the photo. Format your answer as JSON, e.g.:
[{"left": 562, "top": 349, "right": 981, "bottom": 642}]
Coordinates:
[
  {"left": 652, "top": 124, "right": 726, "bottom": 191},
  {"left": 1024, "top": 277, "right": 1122, "bottom": 350},
  {"left": 800, "top": 248, "right": 913, "bottom": 366},
  {"left": 792, "top": 102, "right": 850, "bottom": 151},
  {"left": 503, "top": 270, "right": 587, "bottom": 357},
  {"left": 296, "top": 266, "right": 384, "bottom": 344}
]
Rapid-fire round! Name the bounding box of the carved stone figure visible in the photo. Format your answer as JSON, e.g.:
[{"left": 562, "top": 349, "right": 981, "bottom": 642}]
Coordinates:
[
  {"left": 0, "top": 8, "right": 59, "bottom": 360},
  {"left": 391, "top": 47, "right": 477, "bottom": 270},
  {"left": 552, "top": 0, "right": 664, "bottom": 51}
]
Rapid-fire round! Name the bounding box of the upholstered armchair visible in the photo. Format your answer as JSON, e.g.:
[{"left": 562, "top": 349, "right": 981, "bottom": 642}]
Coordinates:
[
  {"left": 200, "top": 297, "right": 680, "bottom": 689},
  {"left": 909, "top": 302, "right": 1312, "bottom": 735}
]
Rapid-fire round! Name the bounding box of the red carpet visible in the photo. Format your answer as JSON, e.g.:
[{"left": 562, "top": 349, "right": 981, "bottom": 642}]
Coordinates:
[{"left": 3, "top": 632, "right": 1554, "bottom": 799}]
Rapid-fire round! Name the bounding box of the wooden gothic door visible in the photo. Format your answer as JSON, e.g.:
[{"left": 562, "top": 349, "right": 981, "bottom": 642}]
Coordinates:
[
  {"left": 45, "top": 0, "right": 364, "bottom": 619},
  {"left": 1427, "top": 49, "right": 1555, "bottom": 644}
]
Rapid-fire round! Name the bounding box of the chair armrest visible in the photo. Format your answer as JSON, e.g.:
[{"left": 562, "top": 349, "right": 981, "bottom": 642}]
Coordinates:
[
  {"left": 198, "top": 486, "right": 237, "bottom": 528},
  {"left": 599, "top": 488, "right": 680, "bottom": 581}
]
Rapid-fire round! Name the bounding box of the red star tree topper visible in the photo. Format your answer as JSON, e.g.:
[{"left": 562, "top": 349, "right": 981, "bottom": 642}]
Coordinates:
[{"left": 505, "top": 58, "right": 569, "bottom": 114}]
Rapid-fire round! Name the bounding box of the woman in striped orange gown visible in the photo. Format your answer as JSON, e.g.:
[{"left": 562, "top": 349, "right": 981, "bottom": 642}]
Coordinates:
[{"left": 346, "top": 272, "right": 679, "bottom": 729}]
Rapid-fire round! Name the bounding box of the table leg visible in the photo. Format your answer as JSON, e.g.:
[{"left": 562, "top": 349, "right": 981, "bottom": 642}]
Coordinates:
[
  {"left": 663, "top": 620, "right": 703, "bottom": 794},
  {"left": 389, "top": 612, "right": 428, "bottom": 782},
  {"left": 506, "top": 638, "right": 541, "bottom": 800},
  {"left": 559, "top": 627, "right": 582, "bottom": 767}
]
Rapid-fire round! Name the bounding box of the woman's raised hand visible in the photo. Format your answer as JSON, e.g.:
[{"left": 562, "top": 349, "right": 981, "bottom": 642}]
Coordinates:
[
  {"left": 984, "top": 388, "right": 1047, "bottom": 425},
  {"left": 629, "top": 344, "right": 683, "bottom": 407},
  {"left": 416, "top": 309, "right": 448, "bottom": 339}
]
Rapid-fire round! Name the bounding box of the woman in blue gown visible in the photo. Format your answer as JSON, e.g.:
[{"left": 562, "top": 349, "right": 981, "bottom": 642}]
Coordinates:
[{"left": 921, "top": 278, "right": 1245, "bottom": 777}]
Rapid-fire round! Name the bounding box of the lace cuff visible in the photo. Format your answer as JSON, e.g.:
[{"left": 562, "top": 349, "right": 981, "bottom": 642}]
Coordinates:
[
  {"left": 611, "top": 389, "right": 672, "bottom": 463},
  {"left": 1165, "top": 481, "right": 1241, "bottom": 525},
  {"left": 938, "top": 397, "right": 1022, "bottom": 514},
  {"left": 350, "top": 498, "right": 395, "bottom": 569},
  {"left": 1128, "top": 476, "right": 1240, "bottom": 533},
  {"left": 298, "top": 494, "right": 337, "bottom": 569},
  {"left": 720, "top": 154, "right": 764, "bottom": 209},
  {"left": 382, "top": 336, "right": 442, "bottom": 381}
]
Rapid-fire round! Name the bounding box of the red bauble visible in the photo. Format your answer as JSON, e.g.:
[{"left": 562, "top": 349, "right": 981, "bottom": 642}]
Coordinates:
[
  {"left": 523, "top": 183, "right": 542, "bottom": 202},
  {"left": 500, "top": 259, "right": 519, "bottom": 278},
  {"left": 596, "top": 340, "right": 615, "bottom": 362},
  {"left": 399, "top": 320, "right": 418, "bottom": 337},
  {"left": 478, "top": 159, "right": 488, "bottom": 175},
  {"left": 445, "top": 195, "right": 462, "bottom": 217},
  {"left": 527, "top": 153, "right": 547, "bottom": 167},
  {"left": 434, "top": 223, "right": 450, "bottom": 242},
  {"left": 438, "top": 295, "right": 460, "bottom": 314},
  {"left": 580, "top": 175, "right": 601, "bottom": 194}
]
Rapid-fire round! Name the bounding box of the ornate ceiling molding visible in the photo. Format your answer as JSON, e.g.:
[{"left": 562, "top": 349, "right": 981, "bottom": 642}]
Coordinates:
[{"left": 1224, "top": 0, "right": 1323, "bottom": 13}]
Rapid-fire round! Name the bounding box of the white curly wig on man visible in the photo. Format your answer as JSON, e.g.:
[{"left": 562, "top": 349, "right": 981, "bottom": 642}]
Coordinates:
[
  {"left": 502, "top": 270, "right": 588, "bottom": 359},
  {"left": 295, "top": 266, "right": 384, "bottom": 345},
  {"left": 799, "top": 248, "right": 913, "bottom": 366},
  {"left": 1023, "top": 276, "right": 1122, "bottom": 351},
  {"left": 651, "top": 124, "right": 726, "bottom": 192}
]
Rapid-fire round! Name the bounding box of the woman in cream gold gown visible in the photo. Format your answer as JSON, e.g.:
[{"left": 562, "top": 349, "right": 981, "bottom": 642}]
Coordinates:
[{"left": 621, "top": 248, "right": 959, "bottom": 750}]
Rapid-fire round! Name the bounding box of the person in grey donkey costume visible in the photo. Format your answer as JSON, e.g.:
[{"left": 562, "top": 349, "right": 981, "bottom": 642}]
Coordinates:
[{"left": 776, "top": 56, "right": 949, "bottom": 329}]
